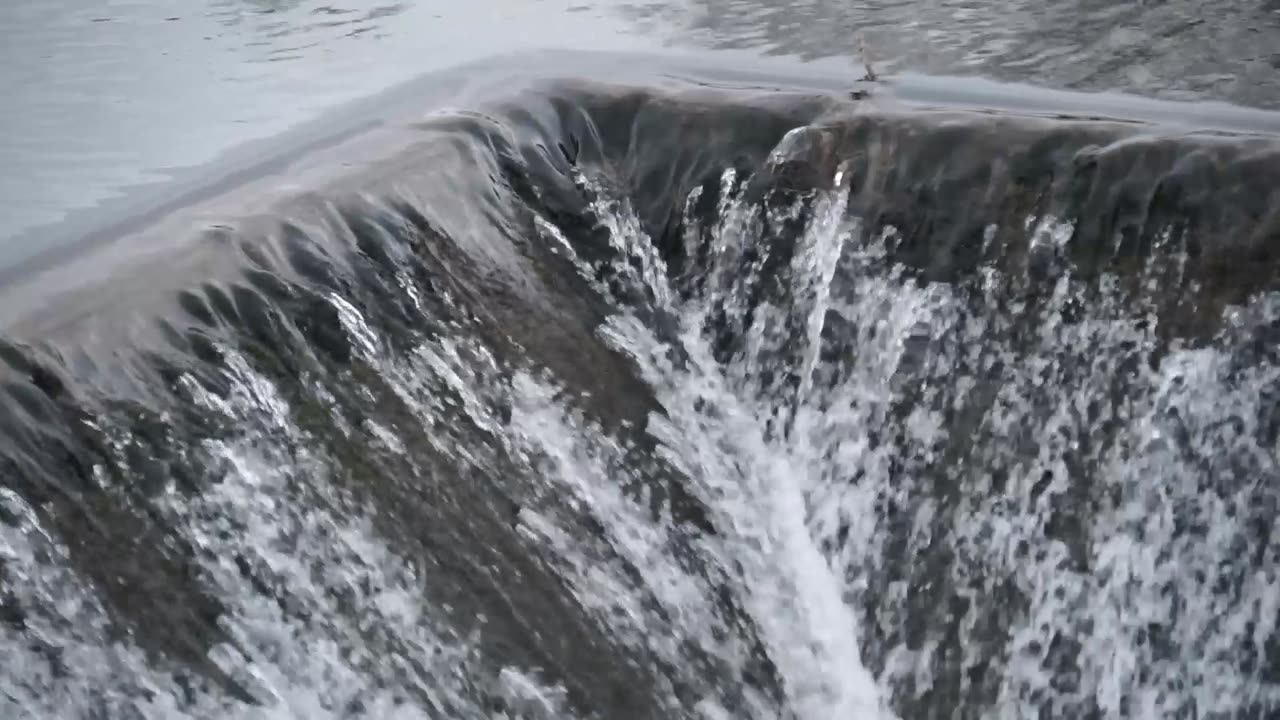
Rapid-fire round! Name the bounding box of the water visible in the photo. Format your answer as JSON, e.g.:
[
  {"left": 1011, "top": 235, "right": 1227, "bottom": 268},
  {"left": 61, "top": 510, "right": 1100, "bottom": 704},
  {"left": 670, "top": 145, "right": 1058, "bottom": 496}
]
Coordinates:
[
  {"left": 0, "top": 0, "right": 657, "bottom": 256},
  {"left": 3, "top": 3, "right": 1280, "bottom": 720},
  {"left": 629, "top": 0, "right": 1280, "bottom": 107},
  {"left": 4, "top": 0, "right": 1280, "bottom": 257}
]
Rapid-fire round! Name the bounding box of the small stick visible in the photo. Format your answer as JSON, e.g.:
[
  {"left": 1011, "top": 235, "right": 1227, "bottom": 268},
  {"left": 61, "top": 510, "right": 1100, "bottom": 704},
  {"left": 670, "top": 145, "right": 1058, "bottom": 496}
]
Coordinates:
[{"left": 858, "top": 34, "right": 878, "bottom": 82}]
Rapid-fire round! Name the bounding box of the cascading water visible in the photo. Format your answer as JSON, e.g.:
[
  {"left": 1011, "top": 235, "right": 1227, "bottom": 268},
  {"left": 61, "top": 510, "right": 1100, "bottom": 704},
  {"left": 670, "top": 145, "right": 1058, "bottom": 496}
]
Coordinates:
[{"left": 1, "top": 74, "right": 1278, "bottom": 719}]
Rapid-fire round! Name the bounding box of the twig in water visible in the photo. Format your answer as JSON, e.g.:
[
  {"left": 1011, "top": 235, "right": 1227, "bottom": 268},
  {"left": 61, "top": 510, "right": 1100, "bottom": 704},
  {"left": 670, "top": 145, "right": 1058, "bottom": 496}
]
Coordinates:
[{"left": 858, "top": 34, "right": 878, "bottom": 82}]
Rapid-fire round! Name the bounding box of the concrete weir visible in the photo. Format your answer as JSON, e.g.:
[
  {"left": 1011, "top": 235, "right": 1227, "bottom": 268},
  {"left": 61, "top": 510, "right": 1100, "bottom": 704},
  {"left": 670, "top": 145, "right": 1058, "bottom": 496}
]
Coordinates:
[
  {"left": 3, "top": 49, "right": 1279, "bottom": 344},
  {"left": 2, "top": 49, "right": 1279, "bottom": 720}
]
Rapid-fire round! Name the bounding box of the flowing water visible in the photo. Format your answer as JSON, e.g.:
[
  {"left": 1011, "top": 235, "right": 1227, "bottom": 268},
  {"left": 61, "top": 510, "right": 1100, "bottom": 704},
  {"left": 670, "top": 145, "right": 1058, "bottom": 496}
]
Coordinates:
[{"left": 4, "top": 4, "right": 1280, "bottom": 720}]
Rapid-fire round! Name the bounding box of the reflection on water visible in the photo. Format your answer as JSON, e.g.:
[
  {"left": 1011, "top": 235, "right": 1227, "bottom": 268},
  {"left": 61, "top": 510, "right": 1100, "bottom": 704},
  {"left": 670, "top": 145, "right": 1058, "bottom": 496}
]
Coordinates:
[
  {"left": 207, "top": 0, "right": 407, "bottom": 56},
  {"left": 3, "top": 0, "right": 1279, "bottom": 265},
  {"left": 626, "top": 0, "right": 1280, "bottom": 108},
  {"left": 0, "top": 0, "right": 650, "bottom": 262}
]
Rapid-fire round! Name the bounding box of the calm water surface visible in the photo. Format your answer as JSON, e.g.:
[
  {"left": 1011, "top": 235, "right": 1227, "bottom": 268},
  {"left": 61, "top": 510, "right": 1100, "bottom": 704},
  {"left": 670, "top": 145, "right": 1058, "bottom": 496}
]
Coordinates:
[
  {"left": 1, "top": 1, "right": 1278, "bottom": 262},
  {"left": 630, "top": 0, "right": 1280, "bottom": 104},
  {"left": 0, "top": 0, "right": 656, "bottom": 258},
  {"left": 2, "top": 0, "right": 1280, "bottom": 260}
]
